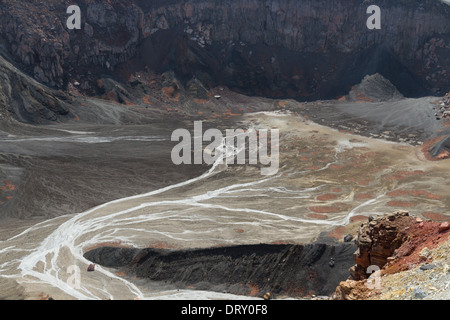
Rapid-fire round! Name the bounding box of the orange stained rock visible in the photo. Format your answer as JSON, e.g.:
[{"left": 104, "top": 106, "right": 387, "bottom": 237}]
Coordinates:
[{"left": 142, "top": 95, "right": 152, "bottom": 105}]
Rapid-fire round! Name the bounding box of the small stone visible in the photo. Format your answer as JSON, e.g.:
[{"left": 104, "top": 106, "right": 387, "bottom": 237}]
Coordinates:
[
  {"left": 413, "top": 288, "right": 427, "bottom": 299},
  {"left": 438, "top": 222, "right": 450, "bottom": 233},
  {"left": 87, "top": 264, "right": 95, "bottom": 272},
  {"left": 418, "top": 247, "right": 431, "bottom": 260},
  {"left": 263, "top": 292, "right": 271, "bottom": 300},
  {"left": 420, "top": 263, "right": 436, "bottom": 271},
  {"left": 344, "top": 234, "right": 354, "bottom": 242},
  {"left": 329, "top": 258, "right": 335, "bottom": 268},
  {"left": 387, "top": 256, "right": 396, "bottom": 262}
]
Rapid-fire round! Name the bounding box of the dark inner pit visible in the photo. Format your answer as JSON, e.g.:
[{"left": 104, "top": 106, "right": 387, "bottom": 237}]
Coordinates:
[{"left": 84, "top": 242, "right": 357, "bottom": 298}]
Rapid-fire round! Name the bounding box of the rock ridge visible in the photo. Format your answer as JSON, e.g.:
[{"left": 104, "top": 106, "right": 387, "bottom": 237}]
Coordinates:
[
  {"left": 334, "top": 211, "right": 450, "bottom": 300},
  {"left": 84, "top": 242, "right": 356, "bottom": 298}
]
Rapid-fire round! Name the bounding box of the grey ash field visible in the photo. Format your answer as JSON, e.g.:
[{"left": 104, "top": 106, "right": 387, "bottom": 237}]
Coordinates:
[{"left": 0, "top": 0, "right": 449, "bottom": 300}]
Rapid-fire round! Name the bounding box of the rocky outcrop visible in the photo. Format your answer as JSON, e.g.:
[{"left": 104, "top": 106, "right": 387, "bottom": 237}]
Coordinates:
[
  {"left": 350, "top": 211, "right": 413, "bottom": 281},
  {"left": 84, "top": 242, "right": 356, "bottom": 298},
  {"left": 0, "top": 0, "right": 449, "bottom": 99},
  {"left": 0, "top": 0, "right": 143, "bottom": 89},
  {"left": 347, "top": 74, "right": 404, "bottom": 103},
  {"left": 0, "top": 51, "right": 73, "bottom": 123},
  {"left": 334, "top": 211, "right": 450, "bottom": 300},
  {"left": 437, "top": 92, "right": 450, "bottom": 120}
]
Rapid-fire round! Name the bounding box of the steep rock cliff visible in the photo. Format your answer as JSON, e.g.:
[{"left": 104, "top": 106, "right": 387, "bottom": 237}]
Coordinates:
[{"left": 0, "top": 0, "right": 448, "bottom": 100}]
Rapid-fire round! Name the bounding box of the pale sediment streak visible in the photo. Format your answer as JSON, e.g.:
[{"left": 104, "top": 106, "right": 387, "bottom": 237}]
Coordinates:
[
  {"left": 0, "top": 124, "right": 386, "bottom": 300},
  {"left": 0, "top": 131, "right": 257, "bottom": 299},
  {"left": 9, "top": 140, "right": 232, "bottom": 299},
  {"left": 0, "top": 135, "right": 167, "bottom": 144}
]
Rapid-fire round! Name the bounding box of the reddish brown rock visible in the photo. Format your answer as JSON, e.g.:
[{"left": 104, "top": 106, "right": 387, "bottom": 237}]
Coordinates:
[
  {"left": 333, "top": 280, "right": 370, "bottom": 300},
  {"left": 350, "top": 211, "right": 414, "bottom": 281},
  {"left": 439, "top": 222, "right": 450, "bottom": 233},
  {"left": 334, "top": 211, "right": 450, "bottom": 299}
]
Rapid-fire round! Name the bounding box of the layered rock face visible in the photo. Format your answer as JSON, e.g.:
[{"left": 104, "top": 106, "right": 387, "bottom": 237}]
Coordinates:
[
  {"left": 0, "top": 0, "right": 449, "bottom": 100},
  {"left": 350, "top": 211, "right": 413, "bottom": 281},
  {"left": 334, "top": 211, "right": 450, "bottom": 300}
]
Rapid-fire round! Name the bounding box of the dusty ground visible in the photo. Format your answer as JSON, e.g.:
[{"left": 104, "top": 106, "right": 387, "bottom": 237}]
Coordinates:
[{"left": 1, "top": 88, "right": 450, "bottom": 299}]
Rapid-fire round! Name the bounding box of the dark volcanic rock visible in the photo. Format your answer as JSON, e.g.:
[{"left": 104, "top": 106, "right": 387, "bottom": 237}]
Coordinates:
[
  {"left": 84, "top": 242, "right": 356, "bottom": 297},
  {"left": 347, "top": 74, "right": 404, "bottom": 102},
  {"left": 429, "top": 135, "right": 450, "bottom": 159},
  {"left": 0, "top": 0, "right": 449, "bottom": 99}
]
